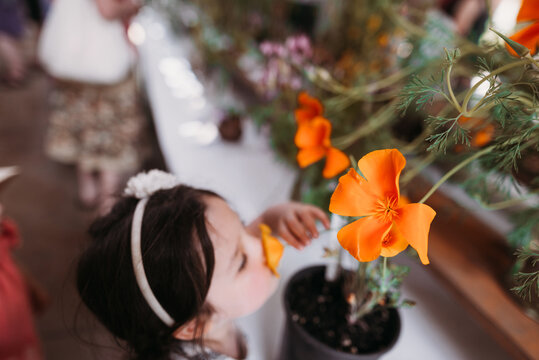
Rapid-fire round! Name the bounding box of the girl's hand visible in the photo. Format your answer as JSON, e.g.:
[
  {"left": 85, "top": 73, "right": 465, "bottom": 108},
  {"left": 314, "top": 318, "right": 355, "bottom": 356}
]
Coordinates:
[
  {"left": 95, "top": 0, "right": 142, "bottom": 21},
  {"left": 248, "top": 202, "right": 330, "bottom": 250}
]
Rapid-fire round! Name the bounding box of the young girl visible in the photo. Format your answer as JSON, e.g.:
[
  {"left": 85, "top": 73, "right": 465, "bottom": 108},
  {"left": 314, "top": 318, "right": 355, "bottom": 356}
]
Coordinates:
[
  {"left": 40, "top": 0, "right": 144, "bottom": 214},
  {"left": 76, "top": 170, "right": 330, "bottom": 359}
]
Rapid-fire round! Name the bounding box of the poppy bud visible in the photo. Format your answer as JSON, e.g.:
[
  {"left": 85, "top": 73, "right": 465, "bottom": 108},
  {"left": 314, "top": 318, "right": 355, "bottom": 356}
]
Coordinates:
[{"left": 490, "top": 28, "right": 530, "bottom": 58}]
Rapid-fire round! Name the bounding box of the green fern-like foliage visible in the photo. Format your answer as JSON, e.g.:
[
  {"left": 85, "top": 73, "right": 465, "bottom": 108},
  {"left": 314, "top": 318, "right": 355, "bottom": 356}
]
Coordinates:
[{"left": 511, "top": 247, "right": 539, "bottom": 302}]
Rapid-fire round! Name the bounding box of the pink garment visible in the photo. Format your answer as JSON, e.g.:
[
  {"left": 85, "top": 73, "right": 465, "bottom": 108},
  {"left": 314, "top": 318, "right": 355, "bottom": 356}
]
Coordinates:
[{"left": 0, "top": 218, "right": 42, "bottom": 360}]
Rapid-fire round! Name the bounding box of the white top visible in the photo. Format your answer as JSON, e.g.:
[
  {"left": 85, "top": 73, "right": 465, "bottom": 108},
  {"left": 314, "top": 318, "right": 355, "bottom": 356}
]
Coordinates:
[
  {"left": 170, "top": 332, "right": 246, "bottom": 360},
  {"left": 170, "top": 346, "right": 235, "bottom": 360}
]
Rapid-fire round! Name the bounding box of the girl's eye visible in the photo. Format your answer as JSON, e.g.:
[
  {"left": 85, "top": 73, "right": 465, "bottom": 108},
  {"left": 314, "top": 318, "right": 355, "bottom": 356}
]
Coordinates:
[{"left": 238, "top": 253, "right": 247, "bottom": 272}]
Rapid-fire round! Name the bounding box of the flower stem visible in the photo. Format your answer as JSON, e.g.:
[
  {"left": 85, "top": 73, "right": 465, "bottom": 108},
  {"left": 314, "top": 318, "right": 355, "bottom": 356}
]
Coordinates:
[
  {"left": 478, "top": 192, "right": 539, "bottom": 211},
  {"left": 315, "top": 66, "right": 415, "bottom": 100},
  {"left": 461, "top": 59, "right": 531, "bottom": 115},
  {"left": 350, "top": 66, "right": 416, "bottom": 95},
  {"left": 357, "top": 262, "right": 367, "bottom": 298},
  {"left": 332, "top": 100, "right": 397, "bottom": 149},
  {"left": 526, "top": 53, "right": 539, "bottom": 69},
  {"left": 401, "top": 152, "right": 438, "bottom": 185},
  {"left": 381, "top": 257, "right": 388, "bottom": 293},
  {"left": 418, "top": 146, "right": 495, "bottom": 204},
  {"left": 446, "top": 62, "right": 462, "bottom": 112}
]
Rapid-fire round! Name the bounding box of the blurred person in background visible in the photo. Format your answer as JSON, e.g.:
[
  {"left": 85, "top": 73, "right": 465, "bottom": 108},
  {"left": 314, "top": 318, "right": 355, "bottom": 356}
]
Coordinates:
[
  {"left": 24, "top": 0, "right": 48, "bottom": 25},
  {"left": 440, "top": 0, "right": 501, "bottom": 41},
  {"left": 0, "top": 0, "right": 27, "bottom": 85},
  {"left": 38, "top": 0, "right": 145, "bottom": 215},
  {"left": 0, "top": 167, "right": 48, "bottom": 360}
]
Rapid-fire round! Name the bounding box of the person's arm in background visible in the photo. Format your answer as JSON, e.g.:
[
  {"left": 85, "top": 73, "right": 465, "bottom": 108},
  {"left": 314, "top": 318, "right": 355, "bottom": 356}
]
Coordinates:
[
  {"left": 451, "top": 0, "right": 501, "bottom": 36},
  {"left": 94, "top": 0, "right": 142, "bottom": 21}
]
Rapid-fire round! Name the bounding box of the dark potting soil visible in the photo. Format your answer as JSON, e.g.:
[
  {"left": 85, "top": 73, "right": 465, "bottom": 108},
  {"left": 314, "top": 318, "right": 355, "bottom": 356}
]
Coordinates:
[{"left": 286, "top": 267, "right": 399, "bottom": 355}]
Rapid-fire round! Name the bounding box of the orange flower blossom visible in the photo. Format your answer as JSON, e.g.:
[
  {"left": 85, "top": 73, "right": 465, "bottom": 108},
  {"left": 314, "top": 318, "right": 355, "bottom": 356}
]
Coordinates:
[
  {"left": 507, "top": 0, "right": 539, "bottom": 56},
  {"left": 294, "top": 92, "right": 350, "bottom": 178},
  {"left": 295, "top": 92, "right": 324, "bottom": 125},
  {"left": 458, "top": 116, "right": 495, "bottom": 147},
  {"left": 329, "top": 149, "right": 436, "bottom": 264},
  {"left": 260, "top": 224, "right": 284, "bottom": 277}
]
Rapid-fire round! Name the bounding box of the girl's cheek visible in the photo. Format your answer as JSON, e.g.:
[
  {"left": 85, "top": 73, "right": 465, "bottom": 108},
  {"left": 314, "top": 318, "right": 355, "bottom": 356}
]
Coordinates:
[
  {"left": 229, "top": 261, "right": 277, "bottom": 318},
  {"left": 247, "top": 235, "right": 278, "bottom": 294},
  {"left": 250, "top": 256, "right": 278, "bottom": 295},
  {"left": 249, "top": 264, "right": 276, "bottom": 292},
  {"left": 226, "top": 234, "right": 278, "bottom": 318}
]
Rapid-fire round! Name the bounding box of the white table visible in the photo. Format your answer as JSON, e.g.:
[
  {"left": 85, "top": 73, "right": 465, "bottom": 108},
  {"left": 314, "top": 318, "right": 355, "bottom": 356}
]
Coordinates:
[
  {"left": 134, "top": 9, "right": 297, "bottom": 223},
  {"left": 135, "top": 8, "right": 511, "bottom": 360}
]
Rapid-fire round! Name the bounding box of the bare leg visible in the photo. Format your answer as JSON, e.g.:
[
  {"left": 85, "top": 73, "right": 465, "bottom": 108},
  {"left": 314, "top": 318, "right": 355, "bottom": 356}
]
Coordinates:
[
  {"left": 98, "top": 169, "right": 121, "bottom": 215},
  {"left": 77, "top": 165, "right": 99, "bottom": 209}
]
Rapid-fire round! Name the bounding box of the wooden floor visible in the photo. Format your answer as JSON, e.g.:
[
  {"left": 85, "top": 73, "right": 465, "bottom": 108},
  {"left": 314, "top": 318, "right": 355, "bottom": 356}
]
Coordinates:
[{"left": 0, "top": 73, "right": 162, "bottom": 360}]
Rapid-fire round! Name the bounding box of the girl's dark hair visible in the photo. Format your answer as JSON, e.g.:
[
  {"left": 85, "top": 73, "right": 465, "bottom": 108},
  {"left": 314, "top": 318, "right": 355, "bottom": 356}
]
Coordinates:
[{"left": 76, "top": 185, "right": 219, "bottom": 359}]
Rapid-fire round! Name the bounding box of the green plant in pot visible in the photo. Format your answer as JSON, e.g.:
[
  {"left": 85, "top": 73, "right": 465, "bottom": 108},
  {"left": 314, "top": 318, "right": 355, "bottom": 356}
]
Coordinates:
[
  {"left": 279, "top": 32, "right": 539, "bottom": 350},
  {"left": 280, "top": 141, "right": 437, "bottom": 358}
]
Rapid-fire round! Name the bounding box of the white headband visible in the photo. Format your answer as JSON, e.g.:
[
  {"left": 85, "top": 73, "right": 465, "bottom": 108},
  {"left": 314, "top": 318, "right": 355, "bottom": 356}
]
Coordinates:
[{"left": 125, "top": 170, "right": 181, "bottom": 327}]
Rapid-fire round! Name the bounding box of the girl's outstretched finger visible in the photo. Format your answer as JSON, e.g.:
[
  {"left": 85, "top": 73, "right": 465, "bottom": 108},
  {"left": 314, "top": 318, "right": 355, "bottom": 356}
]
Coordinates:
[
  {"left": 285, "top": 216, "right": 310, "bottom": 246},
  {"left": 278, "top": 223, "right": 304, "bottom": 250},
  {"left": 310, "top": 207, "right": 330, "bottom": 229},
  {"left": 297, "top": 211, "right": 319, "bottom": 238}
]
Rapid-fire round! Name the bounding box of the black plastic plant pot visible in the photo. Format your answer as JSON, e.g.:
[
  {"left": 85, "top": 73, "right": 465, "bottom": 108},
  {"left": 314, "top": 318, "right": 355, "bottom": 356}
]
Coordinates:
[{"left": 280, "top": 265, "right": 401, "bottom": 360}]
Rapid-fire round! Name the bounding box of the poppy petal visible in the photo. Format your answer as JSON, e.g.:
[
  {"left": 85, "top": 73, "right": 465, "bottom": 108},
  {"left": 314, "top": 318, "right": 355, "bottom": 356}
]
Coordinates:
[
  {"left": 508, "top": 21, "right": 539, "bottom": 56},
  {"left": 294, "top": 117, "right": 332, "bottom": 148},
  {"left": 259, "top": 224, "right": 284, "bottom": 277},
  {"left": 457, "top": 116, "right": 480, "bottom": 127},
  {"left": 329, "top": 168, "right": 380, "bottom": 217},
  {"left": 298, "top": 92, "right": 323, "bottom": 116},
  {"left": 337, "top": 216, "right": 390, "bottom": 262},
  {"left": 380, "top": 224, "right": 408, "bottom": 258},
  {"left": 297, "top": 146, "right": 326, "bottom": 168},
  {"left": 295, "top": 109, "right": 315, "bottom": 126},
  {"left": 398, "top": 195, "right": 410, "bottom": 207},
  {"left": 516, "top": 0, "right": 539, "bottom": 23},
  {"left": 394, "top": 203, "right": 436, "bottom": 265},
  {"left": 472, "top": 124, "right": 495, "bottom": 147},
  {"left": 322, "top": 147, "right": 350, "bottom": 178},
  {"left": 356, "top": 149, "right": 406, "bottom": 201}
]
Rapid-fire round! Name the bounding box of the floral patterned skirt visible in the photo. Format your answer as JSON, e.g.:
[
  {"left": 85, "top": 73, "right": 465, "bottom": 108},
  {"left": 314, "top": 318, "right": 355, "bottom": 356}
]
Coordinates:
[{"left": 45, "top": 75, "right": 146, "bottom": 173}]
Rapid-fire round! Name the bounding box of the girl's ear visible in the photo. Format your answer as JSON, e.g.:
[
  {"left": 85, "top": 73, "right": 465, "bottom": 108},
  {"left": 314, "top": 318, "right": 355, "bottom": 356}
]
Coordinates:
[
  {"left": 173, "top": 319, "right": 212, "bottom": 340},
  {"left": 173, "top": 320, "right": 198, "bottom": 340}
]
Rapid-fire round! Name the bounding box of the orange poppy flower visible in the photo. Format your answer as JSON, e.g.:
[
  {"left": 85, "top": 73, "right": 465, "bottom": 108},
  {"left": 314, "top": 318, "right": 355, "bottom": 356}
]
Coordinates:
[
  {"left": 329, "top": 149, "right": 436, "bottom": 264},
  {"left": 295, "top": 116, "right": 350, "bottom": 178},
  {"left": 507, "top": 0, "right": 539, "bottom": 56},
  {"left": 472, "top": 125, "right": 495, "bottom": 147},
  {"left": 517, "top": 0, "right": 539, "bottom": 22},
  {"left": 260, "top": 224, "right": 284, "bottom": 277},
  {"left": 295, "top": 92, "right": 323, "bottom": 126},
  {"left": 458, "top": 116, "right": 495, "bottom": 147}
]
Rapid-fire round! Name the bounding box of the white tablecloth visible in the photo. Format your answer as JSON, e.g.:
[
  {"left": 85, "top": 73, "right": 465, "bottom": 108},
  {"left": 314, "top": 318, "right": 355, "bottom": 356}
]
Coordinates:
[
  {"left": 134, "top": 10, "right": 297, "bottom": 223},
  {"left": 136, "top": 8, "right": 511, "bottom": 360}
]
